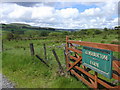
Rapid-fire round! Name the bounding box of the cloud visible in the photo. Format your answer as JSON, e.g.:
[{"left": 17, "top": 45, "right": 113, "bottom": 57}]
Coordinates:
[
  {"left": 8, "top": 2, "right": 39, "bottom": 7},
  {"left": 0, "top": 2, "right": 118, "bottom": 29},
  {"left": 81, "top": 8, "right": 101, "bottom": 16},
  {"left": 56, "top": 8, "right": 79, "bottom": 19},
  {"left": 31, "top": 6, "right": 54, "bottom": 19}
]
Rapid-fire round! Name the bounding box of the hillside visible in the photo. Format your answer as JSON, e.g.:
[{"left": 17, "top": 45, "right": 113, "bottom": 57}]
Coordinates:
[
  {"left": 1, "top": 23, "right": 56, "bottom": 31},
  {"left": 0, "top": 23, "right": 81, "bottom": 31}
]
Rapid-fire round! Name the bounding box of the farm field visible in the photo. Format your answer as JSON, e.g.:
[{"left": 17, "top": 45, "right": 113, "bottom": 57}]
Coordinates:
[{"left": 2, "top": 27, "right": 120, "bottom": 88}]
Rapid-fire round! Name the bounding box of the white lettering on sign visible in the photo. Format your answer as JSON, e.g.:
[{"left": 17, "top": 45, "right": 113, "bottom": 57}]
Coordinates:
[
  {"left": 90, "top": 61, "right": 99, "bottom": 67},
  {"left": 85, "top": 51, "right": 108, "bottom": 60}
]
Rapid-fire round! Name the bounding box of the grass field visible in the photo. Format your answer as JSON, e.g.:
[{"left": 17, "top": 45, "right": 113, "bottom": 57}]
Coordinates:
[
  {"left": 2, "top": 32, "right": 120, "bottom": 88},
  {"left": 2, "top": 38, "right": 87, "bottom": 88}
]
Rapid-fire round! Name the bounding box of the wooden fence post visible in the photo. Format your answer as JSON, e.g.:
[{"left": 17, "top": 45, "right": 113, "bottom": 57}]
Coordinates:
[
  {"left": 66, "top": 36, "right": 69, "bottom": 70},
  {"left": 29, "top": 43, "right": 35, "bottom": 56},
  {"left": 2, "top": 40, "right": 3, "bottom": 51},
  {"left": 43, "top": 43, "right": 47, "bottom": 60},
  {"left": 52, "top": 49, "right": 64, "bottom": 72},
  {"left": 63, "top": 47, "right": 66, "bottom": 62}
]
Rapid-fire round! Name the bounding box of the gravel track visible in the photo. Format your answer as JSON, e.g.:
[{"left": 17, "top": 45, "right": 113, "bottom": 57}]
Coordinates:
[{"left": 0, "top": 73, "right": 15, "bottom": 89}]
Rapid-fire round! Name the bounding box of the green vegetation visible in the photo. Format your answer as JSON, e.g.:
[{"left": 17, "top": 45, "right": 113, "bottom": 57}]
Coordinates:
[
  {"left": 2, "top": 23, "right": 120, "bottom": 88},
  {"left": 2, "top": 39, "right": 88, "bottom": 88}
]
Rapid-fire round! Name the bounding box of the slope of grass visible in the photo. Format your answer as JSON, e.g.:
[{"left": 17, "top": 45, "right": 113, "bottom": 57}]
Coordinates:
[
  {"left": 2, "top": 38, "right": 88, "bottom": 88},
  {"left": 2, "top": 33, "right": 119, "bottom": 88}
]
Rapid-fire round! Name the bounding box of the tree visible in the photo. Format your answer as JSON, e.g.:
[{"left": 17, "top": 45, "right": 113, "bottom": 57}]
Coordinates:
[
  {"left": 114, "top": 26, "right": 120, "bottom": 30},
  {"left": 104, "top": 27, "right": 108, "bottom": 31}
]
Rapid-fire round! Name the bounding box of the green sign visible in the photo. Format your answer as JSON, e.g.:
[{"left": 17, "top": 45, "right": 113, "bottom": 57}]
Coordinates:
[{"left": 82, "top": 46, "right": 113, "bottom": 79}]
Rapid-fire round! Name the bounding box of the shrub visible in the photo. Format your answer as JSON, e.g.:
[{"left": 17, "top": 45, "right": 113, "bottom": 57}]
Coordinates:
[
  {"left": 92, "top": 34, "right": 95, "bottom": 38},
  {"left": 6, "top": 32, "right": 14, "bottom": 40},
  {"left": 110, "top": 39, "right": 120, "bottom": 45},
  {"left": 62, "top": 31, "right": 70, "bottom": 36},
  {"left": 115, "top": 36, "right": 120, "bottom": 39},
  {"left": 101, "top": 40, "right": 105, "bottom": 43},
  {"left": 49, "top": 32, "right": 62, "bottom": 36},
  {"left": 94, "top": 29, "right": 102, "bottom": 34},
  {"left": 40, "top": 31, "right": 49, "bottom": 36},
  {"left": 102, "top": 35, "right": 107, "bottom": 39},
  {"left": 104, "top": 27, "right": 108, "bottom": 31}
]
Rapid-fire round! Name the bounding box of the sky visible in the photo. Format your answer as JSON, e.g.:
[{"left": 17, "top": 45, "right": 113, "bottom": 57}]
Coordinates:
[{"left": 0, "top": 1, "right": 119, "bottom": 29}]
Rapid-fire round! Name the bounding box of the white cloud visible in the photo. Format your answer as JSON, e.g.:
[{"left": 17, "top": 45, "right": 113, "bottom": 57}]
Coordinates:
[
  {"left": 112, "top": 18, "right": 118, "bottom": 23},
  {"left": 90, "top": 19, "right": 96, "bottom": 23},
  {"left": 0, "top": 2, "right": 118, "bottom": 29},
  {"left": 56, "top": 8, "right": 79, "bottom": 19},
  {"left": 81, "top": 8, "right": 101, "bottom": 16},
  {"left": 31, "top": 6, "right": 54, "bottom": 19},
  {"left": 9, "top": 6, "right": 30, "bottom": 19}
]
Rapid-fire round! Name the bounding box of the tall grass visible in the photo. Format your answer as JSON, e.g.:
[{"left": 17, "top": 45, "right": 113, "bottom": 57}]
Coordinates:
[{"left": 2, "top": 38, "right": 88, "bottom": 88}]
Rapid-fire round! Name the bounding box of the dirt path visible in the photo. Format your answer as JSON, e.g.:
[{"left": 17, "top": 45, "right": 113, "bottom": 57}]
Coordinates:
[{"left": 0, "top": 73, "right": 15, "bottom": 89}]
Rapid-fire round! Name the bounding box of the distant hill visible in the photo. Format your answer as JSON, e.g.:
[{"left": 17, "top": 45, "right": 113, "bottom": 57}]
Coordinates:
[
  {"left": 0, "top": 23, "right": 56, "bottom": 31},
  {"left": 9, "top": 23, "right": 31, "bottom": 27},
  {"left": 0, "top": 23, "right": 79, "bottom": 32}
]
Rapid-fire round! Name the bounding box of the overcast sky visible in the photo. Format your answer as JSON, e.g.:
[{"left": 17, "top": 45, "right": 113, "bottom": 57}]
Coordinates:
[{"left": 0, "top": 1, "right": 119, "bottom": 29}]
